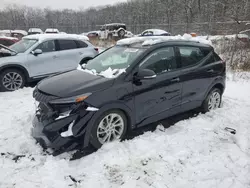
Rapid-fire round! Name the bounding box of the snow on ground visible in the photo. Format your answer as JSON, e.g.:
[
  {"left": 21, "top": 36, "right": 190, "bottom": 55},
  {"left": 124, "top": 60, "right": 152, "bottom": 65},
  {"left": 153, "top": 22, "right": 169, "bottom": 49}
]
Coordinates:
[{"left": 0, "top": 74, "right": 250, "bottom": 188}]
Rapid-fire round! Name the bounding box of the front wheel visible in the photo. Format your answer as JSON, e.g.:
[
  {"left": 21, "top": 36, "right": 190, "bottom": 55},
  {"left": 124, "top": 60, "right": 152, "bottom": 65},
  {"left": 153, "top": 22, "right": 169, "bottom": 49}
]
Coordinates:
[
  {"left": 0, "top": 69, "right": 25, "bottom": 92},
  {"left": 201, "top": 88, "right": 222, "bottom": 113},
  {"left": 90, "top": 110, "right": 127, "bottom": 149}
]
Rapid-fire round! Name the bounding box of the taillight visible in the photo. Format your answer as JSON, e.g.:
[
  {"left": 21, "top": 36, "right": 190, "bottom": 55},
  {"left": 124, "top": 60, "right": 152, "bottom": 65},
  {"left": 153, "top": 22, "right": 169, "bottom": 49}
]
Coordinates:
[{"left": 94, "top": 47, "right": 99, "bottom": 52}]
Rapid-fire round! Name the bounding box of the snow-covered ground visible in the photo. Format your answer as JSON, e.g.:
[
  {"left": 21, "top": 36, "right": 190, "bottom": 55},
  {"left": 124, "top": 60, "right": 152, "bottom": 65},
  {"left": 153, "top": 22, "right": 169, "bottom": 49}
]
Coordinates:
[{"left": 0, "top": 74, "right": 250, "bottom": 188}]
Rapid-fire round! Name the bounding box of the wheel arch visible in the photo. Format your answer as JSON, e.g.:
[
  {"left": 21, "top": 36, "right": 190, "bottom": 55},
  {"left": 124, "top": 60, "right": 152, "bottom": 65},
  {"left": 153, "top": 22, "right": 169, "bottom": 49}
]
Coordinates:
[
  {"left": 0, "top": 64, "right": 30, "bottom": 81},
  {"left": 81, "top": 101, "right": 135, "bottom": 148}
]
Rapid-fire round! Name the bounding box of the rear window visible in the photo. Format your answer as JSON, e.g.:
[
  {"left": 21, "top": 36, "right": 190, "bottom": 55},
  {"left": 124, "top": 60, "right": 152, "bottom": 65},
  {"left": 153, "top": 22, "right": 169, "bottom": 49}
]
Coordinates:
[{"left": 58, "top": 40, "right": 77, "bottom": 51}]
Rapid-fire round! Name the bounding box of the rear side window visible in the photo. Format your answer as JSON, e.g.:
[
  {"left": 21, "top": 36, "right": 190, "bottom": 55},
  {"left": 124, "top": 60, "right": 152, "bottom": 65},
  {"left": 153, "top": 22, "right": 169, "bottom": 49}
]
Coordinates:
[
  {"left": 76, "top": 40, "right": 88, "bottom": 48},
  {"left": 205, "top": 52, "right": 222, "bottom": 65},
  {"left": 178, "top": 46, "right": 206, "bottom": 68},
  {"left": 58, "top": 40, "right": 77, "bottom": 51}
]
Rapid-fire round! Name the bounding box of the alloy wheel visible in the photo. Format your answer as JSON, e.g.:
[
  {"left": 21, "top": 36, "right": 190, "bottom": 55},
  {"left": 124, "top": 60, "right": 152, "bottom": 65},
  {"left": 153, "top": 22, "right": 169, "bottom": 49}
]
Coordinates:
[
  {"left": 208, "top": 91, "right": 221, "bottom": 110},
  {"left": 97, "top": 113, "right": 125, "bottom": 144},
  {"left": 2, "top": 72, "right": 23, "bottom": 91}
]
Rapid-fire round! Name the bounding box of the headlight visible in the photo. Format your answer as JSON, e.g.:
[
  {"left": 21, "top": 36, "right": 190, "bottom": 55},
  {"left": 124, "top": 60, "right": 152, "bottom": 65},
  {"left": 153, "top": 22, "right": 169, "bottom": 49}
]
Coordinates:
[{"left": 49, "top": 93, "right": 92, "bottom": 104}]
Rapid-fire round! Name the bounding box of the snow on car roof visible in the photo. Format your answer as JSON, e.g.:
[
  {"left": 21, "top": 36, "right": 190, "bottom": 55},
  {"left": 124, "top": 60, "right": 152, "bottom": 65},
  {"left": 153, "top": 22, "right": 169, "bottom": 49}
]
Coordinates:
[
  {"left": 28, "top": 28, "right": 43, "bottom": 33},
  {"left": 23, "top": 34, "right": 89, "bottom": 41},
  {"left": 117, "top": 34, "right": 212, "bottom": 46},
  {"left": 45, "top": 28, "right": 59, "bottom": 33},
  {"left": 143, "top": 29, "right": 170, "bottom": 35},
  {"left": 12, "top": 30, "right": 28, "bottom": 36}
]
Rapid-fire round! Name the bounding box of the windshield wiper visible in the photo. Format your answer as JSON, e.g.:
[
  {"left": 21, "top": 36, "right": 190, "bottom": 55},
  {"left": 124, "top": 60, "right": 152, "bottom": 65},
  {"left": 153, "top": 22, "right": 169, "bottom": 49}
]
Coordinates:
[{"left": 0, "top": 44, "right": 17, "bottom": 54}]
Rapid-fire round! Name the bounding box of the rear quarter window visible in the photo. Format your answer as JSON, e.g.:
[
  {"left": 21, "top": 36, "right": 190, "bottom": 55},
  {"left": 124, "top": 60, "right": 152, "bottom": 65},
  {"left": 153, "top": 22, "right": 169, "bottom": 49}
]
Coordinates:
[{"left": 75, "top": 40, "right": 88, "bottom": 48}]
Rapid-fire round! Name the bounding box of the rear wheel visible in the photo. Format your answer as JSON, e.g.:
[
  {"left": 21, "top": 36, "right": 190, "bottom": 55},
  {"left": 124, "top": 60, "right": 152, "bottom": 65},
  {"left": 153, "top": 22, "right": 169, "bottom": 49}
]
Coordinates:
[
  {"left": 201, "top": 88, "right": 222, "bottom": 112},
  {"left": 90, "top": 110, "right": 127, "bottom": 149},
  {"left": 0, "top": 69, "right": 25, "bottom": 91}
]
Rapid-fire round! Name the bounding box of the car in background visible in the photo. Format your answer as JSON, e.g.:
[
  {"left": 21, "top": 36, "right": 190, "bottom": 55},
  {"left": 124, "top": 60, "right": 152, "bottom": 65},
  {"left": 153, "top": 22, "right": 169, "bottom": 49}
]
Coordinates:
[
  {"left": 99, "top": 23, "right": 133, "bottom": 40},
  {"left": 45, "top": 28, "right": 60, "bottom": 34},
  {"left": 0, "top": 34, "right": 98, "bottom": 91},
  {"left": 0, "top": 36, "right": 19, "bottom": 47},
  {"left": 28, "top": 28, "right": 43, "bottom": 35},
  {"left": 85, "top": 31, "right": 100, "bottom": 39},
  {"left": 10, "top": 30, "right": 28, "bottom": 40},
  {"left": 139, "top": 29, "right": 171, "bottom": 37},
  {"left": 31, "top": 36, "right": 226, "bottom": 155}
]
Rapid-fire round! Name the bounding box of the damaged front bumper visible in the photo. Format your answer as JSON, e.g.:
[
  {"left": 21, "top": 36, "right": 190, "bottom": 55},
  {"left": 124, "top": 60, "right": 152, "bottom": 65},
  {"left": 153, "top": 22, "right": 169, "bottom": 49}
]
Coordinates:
[{"left": 31, "top": 101, "right": 98, "bottom": 156}]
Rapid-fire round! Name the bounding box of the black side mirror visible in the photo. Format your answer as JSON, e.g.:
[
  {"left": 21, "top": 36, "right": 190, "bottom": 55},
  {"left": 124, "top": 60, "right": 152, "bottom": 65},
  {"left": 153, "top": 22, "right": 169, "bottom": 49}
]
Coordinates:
[{"left": 136, "top": 69, "right": 156, "bottom": 80}]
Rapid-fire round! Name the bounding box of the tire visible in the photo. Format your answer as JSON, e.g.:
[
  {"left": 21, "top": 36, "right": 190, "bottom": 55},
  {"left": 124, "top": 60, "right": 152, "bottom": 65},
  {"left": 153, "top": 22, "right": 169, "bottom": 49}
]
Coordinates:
[
  {"left": 0, "top": 69, "right": 26, "bottom": 92},
  {"left": 90, "top": 109, "right": 128, "bottom": 149},
  {"left": 118, "top": 29, "right": 125, "bottom": 38},
  {"left": 201, "top": 88, "right": 222, "bottom": 113}
]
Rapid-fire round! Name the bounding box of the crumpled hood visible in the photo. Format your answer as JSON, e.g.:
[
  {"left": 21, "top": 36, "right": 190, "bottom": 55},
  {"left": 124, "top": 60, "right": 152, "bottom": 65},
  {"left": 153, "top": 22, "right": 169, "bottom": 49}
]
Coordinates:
[{"left": 37, "top": 70, "right": 114, "bottom": 98}]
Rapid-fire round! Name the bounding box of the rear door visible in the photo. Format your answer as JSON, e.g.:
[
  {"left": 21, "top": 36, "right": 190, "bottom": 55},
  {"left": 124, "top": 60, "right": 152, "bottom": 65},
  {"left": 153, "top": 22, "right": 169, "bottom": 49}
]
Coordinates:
[
  {"left": 133, "top": 47, "right": 183, "bottom": 125},
  {"left": 56, "top": 39, "right": 79, "bottom": 72},
  {"left": 177, "top": 46, "right": 222, "bottom": 110}
]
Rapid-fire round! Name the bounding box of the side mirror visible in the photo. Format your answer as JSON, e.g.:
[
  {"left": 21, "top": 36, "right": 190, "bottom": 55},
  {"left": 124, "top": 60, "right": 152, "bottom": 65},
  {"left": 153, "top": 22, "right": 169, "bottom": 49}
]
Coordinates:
[
  {"left": 136, "top": 69, "right": 156, "bottom": 80},
  {"left": 32, "top": 49, "right": 42, "bottom": 56}
]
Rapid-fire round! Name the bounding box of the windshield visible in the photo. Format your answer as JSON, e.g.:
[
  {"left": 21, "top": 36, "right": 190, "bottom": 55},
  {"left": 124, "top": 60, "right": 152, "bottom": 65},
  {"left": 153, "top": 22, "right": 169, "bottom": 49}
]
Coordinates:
[
  {"left": 85, "top": 46, "right": 145, "bottom": 74},
  {"left": 9, "top": 39, "right": 37, "bottom": 53}
]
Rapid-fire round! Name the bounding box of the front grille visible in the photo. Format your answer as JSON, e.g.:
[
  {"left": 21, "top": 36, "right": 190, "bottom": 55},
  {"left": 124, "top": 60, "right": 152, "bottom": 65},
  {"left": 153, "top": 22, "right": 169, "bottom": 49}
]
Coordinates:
[{"left": 33, "top": 87, "right": 59, "bottom": 103}]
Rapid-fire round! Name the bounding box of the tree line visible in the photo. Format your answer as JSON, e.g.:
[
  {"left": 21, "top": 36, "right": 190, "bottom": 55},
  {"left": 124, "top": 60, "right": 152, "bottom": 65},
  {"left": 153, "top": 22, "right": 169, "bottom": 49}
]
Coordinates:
[{"left": 0, "top": 0, "right": 250, "bottom": 35}]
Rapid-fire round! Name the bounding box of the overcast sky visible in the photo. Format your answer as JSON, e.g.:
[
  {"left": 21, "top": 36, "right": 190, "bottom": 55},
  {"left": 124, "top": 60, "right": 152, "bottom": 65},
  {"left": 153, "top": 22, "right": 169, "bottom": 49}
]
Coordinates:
[{"left": 2, "top": 0, "right": 127, "bottom": 9}]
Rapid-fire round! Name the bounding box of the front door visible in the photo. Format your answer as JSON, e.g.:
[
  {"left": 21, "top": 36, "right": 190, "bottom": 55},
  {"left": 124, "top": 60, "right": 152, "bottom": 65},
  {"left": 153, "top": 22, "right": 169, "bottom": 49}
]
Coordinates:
[
  {"left": 26, "top": 40, "right": 61, "bottom": 78},
  {"left": 133, "top": 47, "right": 182, "bottom": 124}
]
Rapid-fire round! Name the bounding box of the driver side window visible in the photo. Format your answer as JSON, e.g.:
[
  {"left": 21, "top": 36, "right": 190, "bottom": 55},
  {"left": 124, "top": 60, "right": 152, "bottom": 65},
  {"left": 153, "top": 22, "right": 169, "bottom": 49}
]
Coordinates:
[
  {"left": 35, "top": 40, "right": 56, "bottom": 53},
  {"left": 140, "top": 47, "right": 177, "bottom": 75}
]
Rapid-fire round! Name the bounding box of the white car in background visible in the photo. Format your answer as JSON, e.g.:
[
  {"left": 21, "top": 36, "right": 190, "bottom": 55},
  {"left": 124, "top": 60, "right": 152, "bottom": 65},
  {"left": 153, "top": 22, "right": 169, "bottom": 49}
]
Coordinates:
[
  {"left": 45, "top": 28, "right": 60, "bottom": 34},
  {"left": 0, "top": 34, "right": 98, "bottom": 91},
  {"left": 28, "top": 28, "right": 43, "bottom": 35},
  {"left": 139, "top": 29, "right": 171, "bottom": 36}
]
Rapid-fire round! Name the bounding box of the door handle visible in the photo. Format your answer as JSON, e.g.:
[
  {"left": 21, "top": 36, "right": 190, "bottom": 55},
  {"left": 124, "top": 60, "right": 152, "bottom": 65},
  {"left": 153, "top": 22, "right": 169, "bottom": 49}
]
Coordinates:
[
  {"left": 53, "top": 55, "right": 58, "bottom": 59},
  {"left": 207, "top": 69, "right": 214, "bottom": 73},
  {"left": 79, "top": 52, "right": 83, "bottom": 55},
  {"left": 170, "top": 77, "right": 180, "bottom": 82}
]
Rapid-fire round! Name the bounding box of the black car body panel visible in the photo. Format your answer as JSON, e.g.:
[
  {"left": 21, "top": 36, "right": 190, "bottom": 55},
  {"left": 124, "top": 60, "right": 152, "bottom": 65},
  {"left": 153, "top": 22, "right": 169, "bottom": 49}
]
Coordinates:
[{"left": 31, "top": 40, "right": 226, "bottom": 155}]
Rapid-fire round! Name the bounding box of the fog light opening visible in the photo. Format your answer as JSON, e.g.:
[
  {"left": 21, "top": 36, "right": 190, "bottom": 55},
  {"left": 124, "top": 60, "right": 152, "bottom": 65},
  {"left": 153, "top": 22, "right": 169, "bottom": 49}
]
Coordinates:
[{"left": 60, "top": 121, "right": 75, "bottom": 137}]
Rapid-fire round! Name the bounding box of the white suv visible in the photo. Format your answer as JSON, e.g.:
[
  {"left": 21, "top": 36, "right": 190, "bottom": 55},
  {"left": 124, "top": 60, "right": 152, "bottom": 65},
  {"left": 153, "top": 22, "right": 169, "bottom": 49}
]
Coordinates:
[{"left": 0, "top": 34, "right": 98, "bottom": 91}]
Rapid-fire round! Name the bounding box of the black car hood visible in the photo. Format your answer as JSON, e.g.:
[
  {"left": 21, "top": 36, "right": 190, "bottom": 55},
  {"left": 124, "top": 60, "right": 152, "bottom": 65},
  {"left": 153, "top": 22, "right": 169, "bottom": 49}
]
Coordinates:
[{"left": 37, "top": 70, "right": 114, "bottom": 98}]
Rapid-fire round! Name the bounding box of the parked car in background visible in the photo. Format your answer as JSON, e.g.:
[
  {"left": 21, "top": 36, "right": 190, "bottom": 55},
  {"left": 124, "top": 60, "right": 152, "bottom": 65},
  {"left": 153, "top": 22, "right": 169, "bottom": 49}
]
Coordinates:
[
  {"left": 0, "top": 34, "right": 98, "bottom": 91},
  {"left": 99, "top": 23, "right": 133, "bottom": 40},
  {"left": 0, "top": 36, "right": 19, "bottom": 47},
  {"left": 10, "top": 30, "right": 28, "bottom": 39},
  {"left": 85, "top": 31, "right": 100, "bottom": 39},
  {"left": 45, "top": 28, "right": 59, "bottom": 34},
  {"left": 28, "top": 28, "right": 43, "bottom": 35},
  {"left": 31, "top": 36, "right": 226, "bottom": 155},
  {"left": 139, "top": 29, "right": 171, "bottom": 37}
]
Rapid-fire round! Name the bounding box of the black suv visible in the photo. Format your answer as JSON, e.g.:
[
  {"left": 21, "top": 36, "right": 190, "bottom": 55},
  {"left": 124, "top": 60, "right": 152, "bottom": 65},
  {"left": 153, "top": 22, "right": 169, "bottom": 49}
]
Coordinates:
[{"left": 32, "top": 38, "right": 226, "bottom": 155}]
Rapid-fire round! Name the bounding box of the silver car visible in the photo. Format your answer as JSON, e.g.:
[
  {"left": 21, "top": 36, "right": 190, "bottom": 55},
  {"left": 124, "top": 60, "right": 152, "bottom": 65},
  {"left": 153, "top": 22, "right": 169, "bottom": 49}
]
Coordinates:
[{"left": 0, "top": 34, "right": 98, "bottom": 91}]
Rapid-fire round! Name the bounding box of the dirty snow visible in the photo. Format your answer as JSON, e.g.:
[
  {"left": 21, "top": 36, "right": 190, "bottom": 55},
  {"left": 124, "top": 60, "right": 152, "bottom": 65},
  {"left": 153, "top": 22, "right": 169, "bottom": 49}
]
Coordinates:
[{"left": 0, "top": 73, "right": 250, "bottom": 188}]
